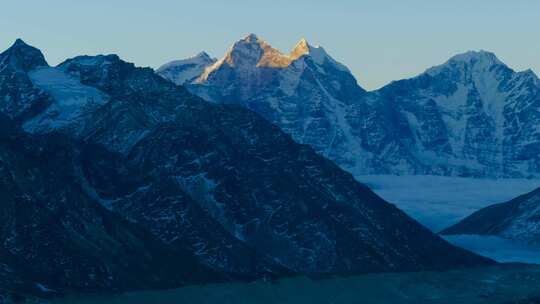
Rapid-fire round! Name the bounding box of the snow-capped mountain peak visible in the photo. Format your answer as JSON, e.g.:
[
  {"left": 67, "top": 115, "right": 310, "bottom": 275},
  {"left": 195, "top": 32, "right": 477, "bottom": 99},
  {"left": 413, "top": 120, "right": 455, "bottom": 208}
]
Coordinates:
[
  {"left": 195, "top": 34, "right": 293, "bottom": 82},
  {"left": 160, "top": 41, "right": 539, "bottom": 178},
  {"left": 426, "top": 50, "right": 506, "bottom": 78},
  {"left": 157, "top": 34, "right": 368, "bottom": 171},
  {"left": 289, "top": 38, "right": 311, "bottom": 58},
  {"left": 377, "top": 50, "right": 540, "bottom": 178},
  {"left": 448, "top": 50, "right": 501, "bottom": 64},
  {"left": 290, "top": 38, "right": 349, "bottom": 72},
  {"left": 194, "top": 51, "right": 213, "bottom": 61},
  {"left": 162, "top": 51, "right": 214, "bottom": 66},
  {"left": 227, "top": 33, "right": 291, "bottom": 68},
  {"left": 193, "top": 34, "right": 354, "bottom": 85},
  {"left": 0, "top": 39, "right": 48, "bottom": 72},
  {"left": 157, "top": 51, "right": 216, "bottom": 85}
]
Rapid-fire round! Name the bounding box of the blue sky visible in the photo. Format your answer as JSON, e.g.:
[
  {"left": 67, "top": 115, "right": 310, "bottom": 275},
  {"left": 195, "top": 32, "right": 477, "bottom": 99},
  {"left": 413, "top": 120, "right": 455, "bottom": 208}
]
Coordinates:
[{"left": 1, "top": 0, "right": 539, "bottom": 90}]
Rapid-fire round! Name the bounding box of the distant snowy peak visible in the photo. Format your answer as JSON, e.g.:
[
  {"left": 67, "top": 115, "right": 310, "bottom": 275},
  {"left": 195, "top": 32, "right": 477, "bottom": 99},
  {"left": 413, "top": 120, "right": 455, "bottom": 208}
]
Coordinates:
[
  {"left": 290, "top": 38, "right": 350, "bottom": 72},
  {"left": 196, "top": 33, "right": 291, "bottom": 82},
  {"left": 157, "top": 51, "right": 216, "bottom": 85},
  {"left": 448, "top": 50, "right": 502, "bottom": 66},
  {"left": 0, "top": 39, "right": 48, "bottom": 72},
  {"left": 212, "top": 33, "right": 284, "bottom": 68},
  {"left": 195, "top": 34, "right": 352, "bottom": 83},
  {"left": 192, "top": 51, "right": 214, "bottom": 62},
  {"left": 410, "top": 49, "right": 540, "bottom": 109},
  {"left": 289, "top": 38, "right": 310, "bottom": 59},
  {"left": 378, "top": 49, "right": 540, "bottom": 178},
  {"left": 426, "top": 50, "right": 506, "bottom": 78},
  {"left": 229, "top": 33, "right": 293, "bottom": 68},
  {"left": 419, "top": 50, "right": 540, "bottom": 97}
]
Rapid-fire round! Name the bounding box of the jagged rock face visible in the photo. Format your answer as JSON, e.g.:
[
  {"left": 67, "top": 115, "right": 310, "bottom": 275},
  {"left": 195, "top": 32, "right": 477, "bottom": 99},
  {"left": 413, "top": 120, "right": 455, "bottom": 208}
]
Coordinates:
[
  {"left": 0, "top": 39, "right": 48, "bottom": 72},
  {"left": 160, "top": 36, "right": 540, "bottom": 178},
  {"left": 3, "top": 51, "right": 290, "bottom": 279},
  {"left": 119, "top": 110, "right": 472, "bottom": 274},
  {"left": 76, "top": 118, "right": 291, "bottom": 278},
  {"left": 159, "top": 34, "right": 370, "bottom": 173},
  {"left": 442, "top": 187, "right": 540, "bottom": 243},
  {"left": 0, "top": 116, "right": 220, "bottom": 300},
  {"left": 378, "top": 51, "right": 540, "bottom": 177},
  {"left": 0, "top": 39, "right": 493, "bottom": 295},
  {"left": 60, "top": 52, "right": 491, "bottom": 274},
  {"left": 0, "top": 40, "right": 51, "bottom": 120}
]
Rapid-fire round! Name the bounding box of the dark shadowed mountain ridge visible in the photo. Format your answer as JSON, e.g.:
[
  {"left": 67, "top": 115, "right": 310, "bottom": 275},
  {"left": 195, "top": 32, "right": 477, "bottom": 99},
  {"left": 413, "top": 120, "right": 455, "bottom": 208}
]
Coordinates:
[{"left": 0, "top": 39, "right": 494, "bottom": 300}]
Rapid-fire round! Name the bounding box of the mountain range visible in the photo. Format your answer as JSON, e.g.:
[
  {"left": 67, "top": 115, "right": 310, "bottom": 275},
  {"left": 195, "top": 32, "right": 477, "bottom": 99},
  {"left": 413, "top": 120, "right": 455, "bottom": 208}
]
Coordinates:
[
  {"left": 159, "top": 34, "right": 540, "bottom": 178},
  {"left": 0, "top": 39, "right": 493, "bottom": 301}
]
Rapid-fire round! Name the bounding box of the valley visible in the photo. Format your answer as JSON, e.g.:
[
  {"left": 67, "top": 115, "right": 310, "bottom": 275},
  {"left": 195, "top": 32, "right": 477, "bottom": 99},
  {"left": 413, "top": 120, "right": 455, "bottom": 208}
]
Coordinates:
[
  {"left": 54, "top": 264, "right": 540, "bottom": 304},
  {"left": 357, "top": 175, "right": 540, "bottom": 264}
]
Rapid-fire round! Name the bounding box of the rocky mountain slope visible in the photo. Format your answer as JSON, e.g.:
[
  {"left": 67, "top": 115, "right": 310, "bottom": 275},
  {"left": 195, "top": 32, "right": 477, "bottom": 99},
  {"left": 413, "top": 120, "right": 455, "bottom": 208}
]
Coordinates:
[
  {"left": 0, "top": 115, "right": 220, "bottom": 301},
  {"left": 0, "top": 38, "right": 494, "bottom": 300},
  {"left": 376, "top": 51, "right": 540, "bottom": 177},
  {"left": 58, "top": 43, "right": 493, "bottom": 274},
  {"left": 159, "top": 34, "right": 370, "bottom": 173},
  {"left": 442, "top": 187, "right": 540, "bottom": 243},
  {"left": 159, "top": 34, "right": 540, "bottom": 178}
]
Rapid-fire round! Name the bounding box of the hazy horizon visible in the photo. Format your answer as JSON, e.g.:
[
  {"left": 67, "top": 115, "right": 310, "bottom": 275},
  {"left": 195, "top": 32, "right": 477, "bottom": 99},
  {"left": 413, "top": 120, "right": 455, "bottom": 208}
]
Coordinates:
[{"left": 1, "top": 0, "right": 539, "bottom": 90}]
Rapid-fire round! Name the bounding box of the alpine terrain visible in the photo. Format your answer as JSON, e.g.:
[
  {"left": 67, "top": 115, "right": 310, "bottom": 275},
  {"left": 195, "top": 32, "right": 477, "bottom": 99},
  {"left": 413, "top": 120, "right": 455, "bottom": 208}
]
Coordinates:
[
  {"left": 0, "top": 39, "right": 493, "bottom": 300},
  {"left": 159, "top": 34, "right": 540, "bottom": 178}
]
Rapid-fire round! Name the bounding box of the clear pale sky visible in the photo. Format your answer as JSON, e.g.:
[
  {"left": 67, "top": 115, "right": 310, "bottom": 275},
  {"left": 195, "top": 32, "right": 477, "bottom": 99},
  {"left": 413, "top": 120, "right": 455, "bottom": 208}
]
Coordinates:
[{"left": 1, "top": 0, "right": 538, "bottom": 90}]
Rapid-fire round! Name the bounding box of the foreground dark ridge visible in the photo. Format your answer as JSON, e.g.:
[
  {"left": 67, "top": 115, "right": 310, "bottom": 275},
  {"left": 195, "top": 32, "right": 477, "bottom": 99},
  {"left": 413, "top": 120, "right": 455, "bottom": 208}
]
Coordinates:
[
  {"left": 0, "top": 39, "right": 493, "bottom": 301},
  {"left": 0, "top": 119, "right": 223, "bottom": 301}
]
